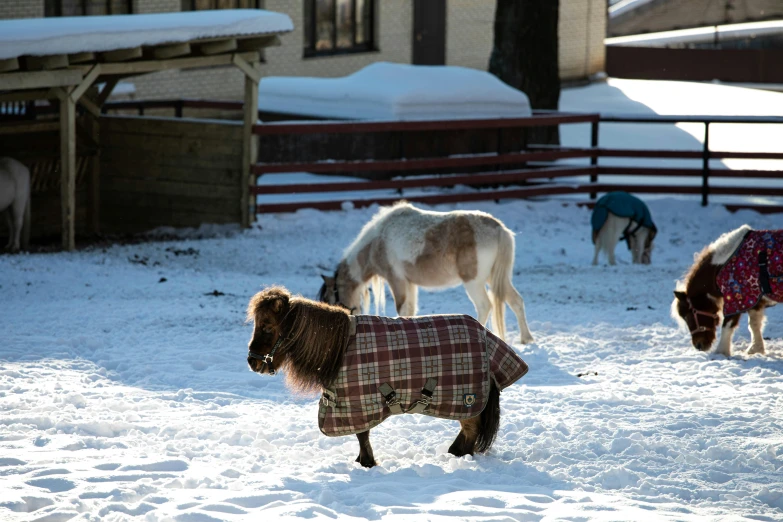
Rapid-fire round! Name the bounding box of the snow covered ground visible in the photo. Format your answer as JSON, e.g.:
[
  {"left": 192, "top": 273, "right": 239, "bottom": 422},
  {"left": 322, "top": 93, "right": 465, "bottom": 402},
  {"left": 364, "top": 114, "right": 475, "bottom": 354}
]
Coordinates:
[
  {"left": 2, "top": 77, "right": 783, "bottom": 520},
  {"left": 2, "top": 197, "right": 783, "bottom": 521}
]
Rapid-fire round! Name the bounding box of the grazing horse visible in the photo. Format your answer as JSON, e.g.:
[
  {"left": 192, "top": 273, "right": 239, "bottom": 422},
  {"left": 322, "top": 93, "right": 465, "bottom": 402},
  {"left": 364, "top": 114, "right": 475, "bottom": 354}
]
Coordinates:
[
  {"left": 246, "top": 286, "right": 529, "bottom": 467},
  {"left": 0, "top": 157, "right": 31, "bottom": 252},
  {"left": 591, "top": 192, "right": 656, "bottom": 265},
  {"left": 672, "top": 225, "right": 782, "bottom": 356},
  {"left": 318, "top": 201, "right": 535, "bottom": 344}
]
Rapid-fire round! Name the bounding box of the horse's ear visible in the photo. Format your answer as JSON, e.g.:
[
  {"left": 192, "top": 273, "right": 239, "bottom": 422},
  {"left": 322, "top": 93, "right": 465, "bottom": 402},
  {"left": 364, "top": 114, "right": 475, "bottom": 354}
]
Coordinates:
[
  {"left": 673, "top": 290, "right": 687, "bottom": 301},
  {"left": 321, "top": 274, "right": 335, "bottom": 285}
]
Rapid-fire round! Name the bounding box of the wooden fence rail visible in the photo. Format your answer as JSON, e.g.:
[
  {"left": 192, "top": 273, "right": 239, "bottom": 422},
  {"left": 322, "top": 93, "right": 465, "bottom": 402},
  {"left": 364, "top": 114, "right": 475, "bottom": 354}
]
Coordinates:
[{"left": 102, "top": 100, "right": 783, "bottom": 216}]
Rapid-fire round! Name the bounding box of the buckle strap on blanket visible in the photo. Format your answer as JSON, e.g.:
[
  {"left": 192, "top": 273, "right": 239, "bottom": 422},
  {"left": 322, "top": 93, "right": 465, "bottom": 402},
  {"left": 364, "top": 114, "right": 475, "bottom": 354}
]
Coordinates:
[
  {"left": 759, "top": 250, "right": 772, "bottom": 295},
  {"left": 406, "top": 378, "right": 438, "bottom": 414},
  {"left": 379, "top": 378, "right": 438, "bottom": 415},
  {"left": 321, "top": 387, "right": 337, "bottom": 408},
  {"left": 379, "top": 383, "right": 403, "bottom": 414}
]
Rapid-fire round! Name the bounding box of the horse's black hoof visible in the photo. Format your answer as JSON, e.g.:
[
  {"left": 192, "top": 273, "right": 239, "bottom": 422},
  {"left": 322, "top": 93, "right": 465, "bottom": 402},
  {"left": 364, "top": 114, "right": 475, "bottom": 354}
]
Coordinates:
[
  {"left": 355, "top": 455, "right": 377, "bottom": 468},
  {"left": 448, "top": 442, "right": 474, "bottom": 458}
]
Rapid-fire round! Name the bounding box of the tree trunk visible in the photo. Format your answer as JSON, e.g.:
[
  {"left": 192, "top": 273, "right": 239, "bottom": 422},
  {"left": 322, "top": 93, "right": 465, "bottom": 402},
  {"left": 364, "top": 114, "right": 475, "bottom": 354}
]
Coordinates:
[{"left": 489, "top": 0, "right": 560, "bottom": 145}]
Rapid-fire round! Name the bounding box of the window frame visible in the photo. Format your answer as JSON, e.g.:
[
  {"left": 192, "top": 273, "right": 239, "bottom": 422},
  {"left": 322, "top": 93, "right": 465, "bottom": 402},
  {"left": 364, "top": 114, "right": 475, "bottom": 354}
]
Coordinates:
[
  {"left": 180, "top": 0, "right": 263, "bottom": 10},
  {"left": 45, "top": 0, "right": 134, "bottom": 16},
  {"left": 304, "top": 0, "right": 377, "bottom": 58}
]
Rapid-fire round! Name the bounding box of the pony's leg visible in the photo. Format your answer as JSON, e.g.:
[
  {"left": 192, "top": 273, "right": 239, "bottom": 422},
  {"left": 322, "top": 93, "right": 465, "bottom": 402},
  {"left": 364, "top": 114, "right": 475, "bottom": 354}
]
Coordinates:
[
  {"left": 715, "top": 314, "right": 740, "bottom": 357},
  {"left": 10, "top": 197, "right": 25, "bottom": 252},
  {"left": 464, "top": 279, "right": 492, "bottom": 327},
  {"left": 401, "top": 282, "right": 418, "bottom": 317},
  {"left": 387, "top": 276, "right": 408, "bottom": 317},
  {"left": 448, "top": 381, "right": 500, "bottom": 457},
  {"left": 448, "top": 416, "right": 480, "bottom": 457},
  {"left": 355, "top": 430, "right": 377, "bottom": 468},
  {"left": 592, "top": 239, "right": 601, "bottom": 266},
  {"left": 2, "top": 209, "right": 12, "bottom": 250},
  {"left": 504, "top": 285, "right": 535, "bottom": 344},
  {"left": 747, "top": 306, "right": 767, "bottom": 355}
]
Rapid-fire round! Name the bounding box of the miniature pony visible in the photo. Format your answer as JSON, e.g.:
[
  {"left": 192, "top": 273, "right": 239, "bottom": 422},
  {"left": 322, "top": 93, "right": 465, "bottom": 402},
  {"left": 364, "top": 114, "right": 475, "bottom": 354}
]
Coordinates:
[
  {"left": 0, "top": 157, "right": 30, "bottom": 252},
  {"left": 246, "top": 286, "right": 529, "bottom": 467},
  {"left": 672, "top": 225, "right": 782, "bottom": 356},
  {"left": 591, "top": 192, "right": 656, "bottom": 265},
  {"left": 318, "top": 201, "right": 534, "bottom": 344}
]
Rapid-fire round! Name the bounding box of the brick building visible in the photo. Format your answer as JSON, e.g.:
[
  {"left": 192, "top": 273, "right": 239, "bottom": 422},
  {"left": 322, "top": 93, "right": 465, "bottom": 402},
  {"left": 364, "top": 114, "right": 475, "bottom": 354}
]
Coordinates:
[{"left": 2, "top": 1, "right": 606, "bottom": 101}]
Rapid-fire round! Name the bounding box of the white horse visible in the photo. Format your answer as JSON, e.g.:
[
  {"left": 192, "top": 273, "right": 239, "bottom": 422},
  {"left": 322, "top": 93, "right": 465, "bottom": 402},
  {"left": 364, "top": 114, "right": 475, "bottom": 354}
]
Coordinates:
[
  {"left": 592, "top": 213, "right": 655, "bottom": 266},
  {"left": 0, "top": 157, "right": 31, "bottom": 252},
  {"left": 318, "top": 201, "right": 535, "bottom": 344}
]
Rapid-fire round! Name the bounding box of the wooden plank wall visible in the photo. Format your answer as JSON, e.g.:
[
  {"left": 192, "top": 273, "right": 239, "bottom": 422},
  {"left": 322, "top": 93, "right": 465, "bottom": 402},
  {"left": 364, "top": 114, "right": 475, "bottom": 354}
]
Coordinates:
[{"left": 100, "top": 115, "right": 244, "bottom": 233}]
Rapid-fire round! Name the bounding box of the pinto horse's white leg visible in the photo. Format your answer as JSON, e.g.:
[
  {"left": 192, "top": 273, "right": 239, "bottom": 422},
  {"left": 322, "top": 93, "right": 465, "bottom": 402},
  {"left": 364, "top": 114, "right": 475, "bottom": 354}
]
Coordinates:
[
  {"left": 387, "top": 276, "right": 409, "bottom": 317},
  {"left": 592, "top": 239, "right": 601, "bottom": 266},
  {"left": 715, "top": 314, "right": 740, "bottom": 357},
  {"left": 399, "top": 282, "right": 418, "bottom": 317},
  {"left": 464, "top": 279, "right": 492, "bottom": 328},
  {"left": 747, "top": 306, "right": 767, "bottom": 355},
  {"left": 504, "top": 285, "right": 535, "bottom": 344}
]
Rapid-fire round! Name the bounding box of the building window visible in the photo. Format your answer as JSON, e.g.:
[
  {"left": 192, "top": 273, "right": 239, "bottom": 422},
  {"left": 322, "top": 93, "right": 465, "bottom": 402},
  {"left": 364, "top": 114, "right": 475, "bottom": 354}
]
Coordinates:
[
  {"left": 304, "top": 0, "right": 376, "bottom": 57},
  {"left": 45, "top": 0, "right": 132, "bottom": 16},
  {"left": 181, "top": 0, "right": 262, "bottom": 9}
]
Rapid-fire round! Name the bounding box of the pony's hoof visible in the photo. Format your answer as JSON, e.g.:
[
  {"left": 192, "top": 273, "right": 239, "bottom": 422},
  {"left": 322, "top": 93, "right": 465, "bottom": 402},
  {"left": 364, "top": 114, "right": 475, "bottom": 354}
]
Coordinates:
[
  {"left": 748, "top": 344, "right": 766, "bottom": 355},
  {"left": 519, "top": 333, "right": 535, "bottom": 345},
  {"left": 355, "top": 455, "right": 377, "bottom": 468}
]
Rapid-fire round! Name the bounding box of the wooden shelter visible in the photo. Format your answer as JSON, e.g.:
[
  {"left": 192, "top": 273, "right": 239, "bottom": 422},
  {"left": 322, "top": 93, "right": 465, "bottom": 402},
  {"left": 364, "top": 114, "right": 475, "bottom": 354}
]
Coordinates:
[{"left": 0, "top": 10, "right": 292, "bottom": 250}]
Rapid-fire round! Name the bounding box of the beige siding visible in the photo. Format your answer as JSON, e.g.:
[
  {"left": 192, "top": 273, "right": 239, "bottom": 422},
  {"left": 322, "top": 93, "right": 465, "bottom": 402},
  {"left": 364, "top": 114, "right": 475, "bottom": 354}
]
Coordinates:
[
  {"left": 559, "top": 0, "right": 606, "bottom": 80},
  {"left": 445, "top": 0, "right": 495, "bottom": 71},
  {"left": 2, "top": 0, "right": 606, "bottom": 99},
  {"left": 1, "top": 0, "right": 43, "bottom": 18},
  {"left": 446, "top": 0, "right": 606, "bottom": 81}
]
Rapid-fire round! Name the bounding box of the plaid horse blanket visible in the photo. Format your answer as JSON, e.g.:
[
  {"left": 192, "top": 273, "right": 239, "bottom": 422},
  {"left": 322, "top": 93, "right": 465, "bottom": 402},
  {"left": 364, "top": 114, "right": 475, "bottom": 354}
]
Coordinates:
[
  {"left": 717, "top": 229, "right": 783, "bottom": 316},
  {"left": 318, "top": 314, "right": 529, "bottom": 437}
]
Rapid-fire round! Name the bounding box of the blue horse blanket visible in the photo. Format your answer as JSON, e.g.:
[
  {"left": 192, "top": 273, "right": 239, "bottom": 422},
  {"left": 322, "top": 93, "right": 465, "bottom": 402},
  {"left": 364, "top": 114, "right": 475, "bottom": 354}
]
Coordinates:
[{"left": 591, "top": 192, "right": 656, "bottom": 237}]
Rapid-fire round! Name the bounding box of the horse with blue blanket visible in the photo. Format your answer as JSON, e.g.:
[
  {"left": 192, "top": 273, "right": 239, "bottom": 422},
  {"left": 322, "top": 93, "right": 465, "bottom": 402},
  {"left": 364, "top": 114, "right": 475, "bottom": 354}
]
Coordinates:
[{"left": 591, "top": 192, "right": 656, "bottom": 265}]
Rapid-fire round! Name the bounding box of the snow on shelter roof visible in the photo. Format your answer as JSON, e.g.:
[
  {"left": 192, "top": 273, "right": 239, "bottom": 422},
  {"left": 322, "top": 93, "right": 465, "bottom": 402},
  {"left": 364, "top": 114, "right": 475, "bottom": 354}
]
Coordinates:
[
  {"left": 0, "top": 9, "right": 293, "bottom": 61},
  {"left": 257, "top": 62, "right": 532, "bottom": 121}
]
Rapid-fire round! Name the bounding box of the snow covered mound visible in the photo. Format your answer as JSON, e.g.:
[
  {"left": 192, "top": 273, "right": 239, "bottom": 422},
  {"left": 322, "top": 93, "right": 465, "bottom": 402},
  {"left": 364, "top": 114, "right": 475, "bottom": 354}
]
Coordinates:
[
  {"left": 0, "top": 9, "right": 293, "bottom": 60},
  {"left": 258, "top": 62, "right": 533, "bottom": 120}
]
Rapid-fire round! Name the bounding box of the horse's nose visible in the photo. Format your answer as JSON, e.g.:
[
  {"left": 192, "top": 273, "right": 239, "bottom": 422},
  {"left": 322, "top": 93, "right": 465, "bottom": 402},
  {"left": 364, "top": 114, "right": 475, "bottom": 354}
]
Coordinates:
[{"left": 694, "top": 341, "right": 704, "bottom": 351}]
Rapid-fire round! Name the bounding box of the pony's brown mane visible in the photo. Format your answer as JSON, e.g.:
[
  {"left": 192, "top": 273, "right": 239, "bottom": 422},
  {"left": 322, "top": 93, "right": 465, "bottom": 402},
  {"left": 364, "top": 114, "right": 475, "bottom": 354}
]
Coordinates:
[
  {"left": 250, "top": 290, "right": 352, "bottom": 394},
  {"left": 681, "top": 243, "right": 721, "bottom": 296}
]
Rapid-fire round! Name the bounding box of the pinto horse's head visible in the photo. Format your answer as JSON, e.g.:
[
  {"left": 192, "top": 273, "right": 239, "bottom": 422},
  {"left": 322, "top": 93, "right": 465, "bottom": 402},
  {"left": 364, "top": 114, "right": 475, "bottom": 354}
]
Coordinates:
[
  {"left": 672, "top": 290, "right": 721, "bottom": 351},
  {"left": 318, "top": 262, "right": 361, "bottom": 313},
  {"left": 246, "top": 286, "right": 292, "bottom": 375}
]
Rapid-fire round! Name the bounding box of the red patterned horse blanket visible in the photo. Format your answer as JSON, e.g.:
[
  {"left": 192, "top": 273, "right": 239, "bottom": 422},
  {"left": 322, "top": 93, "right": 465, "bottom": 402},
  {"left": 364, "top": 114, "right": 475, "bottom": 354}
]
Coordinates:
[
  {"left": 717, "top": 229, "right": 783, "bottom": 316},
  {"left": 318, "top": 314, "right": 529, "bottom": 437}
]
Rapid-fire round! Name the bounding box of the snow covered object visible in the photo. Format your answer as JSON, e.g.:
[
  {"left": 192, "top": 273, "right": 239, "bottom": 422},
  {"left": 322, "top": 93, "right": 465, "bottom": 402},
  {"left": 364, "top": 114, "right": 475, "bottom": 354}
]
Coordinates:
[
  {"left": 717, "top": 229, "right": 783, "bottom": 316},
  {"left": 318, "top": 314, "right": 528, "bottom": 437}
]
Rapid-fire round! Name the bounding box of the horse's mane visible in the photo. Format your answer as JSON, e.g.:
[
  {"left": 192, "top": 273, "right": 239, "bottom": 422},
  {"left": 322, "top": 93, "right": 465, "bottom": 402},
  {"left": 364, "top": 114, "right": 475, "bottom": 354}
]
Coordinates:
[
  {"left": 675, "top": 225, "right": 752, "bottom": 293},
  {"left": 277, "top": 296, "right": 352, "bottom": 394},
  {"left": 342, "top": 201, "right": 412, "bottom": 261}
]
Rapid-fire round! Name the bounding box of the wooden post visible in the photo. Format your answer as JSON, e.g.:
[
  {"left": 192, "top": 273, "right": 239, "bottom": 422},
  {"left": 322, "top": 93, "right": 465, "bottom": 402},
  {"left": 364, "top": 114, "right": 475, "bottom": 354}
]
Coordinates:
[
  {"left": 88, "top": 113, "right": 101, "bottom": 234},
  {"left": 241, "top": 62, "right": 260, "bottom": 228},
  {"left": 60, "top": 92, "right": 76, "bottom": 250}
]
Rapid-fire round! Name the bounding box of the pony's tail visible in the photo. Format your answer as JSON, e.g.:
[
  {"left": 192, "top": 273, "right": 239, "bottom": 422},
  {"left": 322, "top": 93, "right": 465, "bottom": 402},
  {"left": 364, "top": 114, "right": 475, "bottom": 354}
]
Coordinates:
[
  {"left": 475, "top": 380, "right": 500, "bottom": 453},
  {"left": 489, "top": 228, "right": 514, "bottom": 342}
]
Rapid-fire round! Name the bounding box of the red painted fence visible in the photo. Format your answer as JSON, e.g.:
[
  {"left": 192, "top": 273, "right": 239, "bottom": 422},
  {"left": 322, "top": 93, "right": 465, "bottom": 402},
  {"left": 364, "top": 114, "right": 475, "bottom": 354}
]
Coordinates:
[{"left": 103, "top": 100, "right": 783, "bottom": 215}]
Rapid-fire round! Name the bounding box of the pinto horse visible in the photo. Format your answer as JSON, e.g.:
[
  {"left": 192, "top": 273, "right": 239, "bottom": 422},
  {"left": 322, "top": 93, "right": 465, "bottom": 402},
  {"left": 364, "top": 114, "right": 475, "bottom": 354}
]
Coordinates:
[
  {"left": 246, "top": 286, "right": 529, "bottom": 467},
  {"left": 672, "top": 225, "right": 782, "bottom": 356},
  {"left": 318, "top": 201, "right": 535, "bottom": 344}
]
